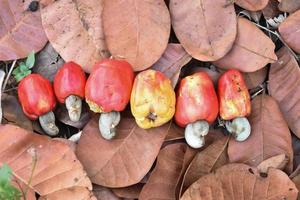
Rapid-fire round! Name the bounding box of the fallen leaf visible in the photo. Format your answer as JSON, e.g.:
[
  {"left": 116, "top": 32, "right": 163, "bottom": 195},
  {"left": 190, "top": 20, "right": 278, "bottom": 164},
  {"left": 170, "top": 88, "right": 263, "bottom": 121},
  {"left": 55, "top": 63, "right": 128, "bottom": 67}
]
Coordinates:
[
  {"left": 0, "top": 0, "right": 48, "bottom": 61},
  {"left": 93, "top": 185, "right": 121, "bottom": 200},
  {"left": 243, "top": 67, "right": 268, "bottom": 89},
  {"left": 151, "top": 43, "right": 192, "bottom": 88},
  {"left": 257, "top": 154, "right": 289, "bottom": 173},
  {"left": 268, "top": 47, "right": 300, "bottom": 139},
  {"left": 112, "top": 183, "right": 144, "bottom": 199},
  {"left": 139, "top": 143, "right": 191, "bottom": 200},
  {"left": 55, "top": 103, "right": 91, "bottom": 129},
  {"left": 213, "top": 17, "right": 277, "bottom": 72},
  {"left": 164, "top": 121, "right": 184, "bottom": 141},
  {"left": 76, "top": 116, "right": 170, "bottom": 187},
  {"left": 235, "top": 0, "right": 269, "bottom": 11},
  {"left": 33, "top": 43, "right": 65, "bottom": 82},
  {"left": 11, "top": 177, "right": 36, "bottom": 200},
  {"left": 40, "top": 0, "right": 109, "bottom": 73},
  {"left": 279, "top": 10, "right": 300, "bottom": 54},
  {"left": 278, "top": 0, "right": 300, "bottom": 13},
  {"left": 102, "top": 0, "right": 170, "bottom": 71},
  {"left": 292, "top": 175, "right": 300, "bottom": 200},
  {"left": 228, "top": 95, "right": 293, "bottom": 173},
  {"left": 181, "top": 163, "right": 298, "bottom": 200},
  {"left": 169, "top": 0, "right": 237, "bottom": 61},
  {"left": 179, "top": 136, "right": 229, "bottom": 197},
  {"left": 0, "top": 124, "right": 95, "bottom": 199},
  {"left": 2, "top": 94, "right": 33, "bottom": 131},
  {"left": 262, "top": 0, "right": 281, "bottom": 19}
]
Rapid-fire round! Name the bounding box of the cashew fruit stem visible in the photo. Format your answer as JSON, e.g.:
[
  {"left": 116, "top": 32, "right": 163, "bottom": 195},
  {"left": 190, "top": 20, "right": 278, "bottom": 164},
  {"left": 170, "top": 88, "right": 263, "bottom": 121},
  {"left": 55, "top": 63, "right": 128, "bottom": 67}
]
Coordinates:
[
  {"left": 225, "top": 117, "right": 251, "bottom": 142},
  {"left": 39, "top": 111, "right": 59, "bottom": 136},
  {"left": 184, "top": 120, "right": 209, "bottom": 149},
  {"left": 99, "top": 111, "right": 121, "bottom": 140},
  {"left": 65, "top": 95, "right": 82, "bottom": 122}
]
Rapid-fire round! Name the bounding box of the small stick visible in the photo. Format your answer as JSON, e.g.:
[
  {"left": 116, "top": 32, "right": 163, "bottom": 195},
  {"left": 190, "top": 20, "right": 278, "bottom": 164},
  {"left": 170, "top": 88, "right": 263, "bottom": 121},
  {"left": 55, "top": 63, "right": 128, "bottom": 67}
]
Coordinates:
[{"left": 2, "top": 60, "right": 17, "bottom": 92}]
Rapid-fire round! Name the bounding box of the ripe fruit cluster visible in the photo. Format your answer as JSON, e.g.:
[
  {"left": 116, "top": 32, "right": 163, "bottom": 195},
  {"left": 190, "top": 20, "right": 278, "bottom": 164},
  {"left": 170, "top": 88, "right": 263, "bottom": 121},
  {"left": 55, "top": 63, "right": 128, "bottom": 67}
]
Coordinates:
[{"left": 17, "top": 57, "right": 251, "bottom": 148}]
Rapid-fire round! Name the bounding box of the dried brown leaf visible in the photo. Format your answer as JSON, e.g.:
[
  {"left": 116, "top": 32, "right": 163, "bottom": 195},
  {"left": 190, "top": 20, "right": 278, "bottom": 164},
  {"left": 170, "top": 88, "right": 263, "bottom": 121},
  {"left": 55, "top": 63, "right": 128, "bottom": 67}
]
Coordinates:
[
  {"left": 179, "top": 136, "right": 229, "bottom": 197},
  {"left": 278, "top": 0, "right": 300, "bottom": 13},
  {"left": 169, "top": 0, "right": 237, "bottom": 61},
  {"left": 2, "top": 94, "right": 33, "bottom": 131},
  {"left": 243, "top": 67, "right": 268, "bottom": 89},
  {"left": 235, "top": 0, "right": 269, "bottom": 11},
  {"left": 181, "top": 164, "right": 298, "bottom": 200},
  {"left": 213, "top": 17, "right": 277, "bottom": 72},
  {"left": 12, "top": 177, "right": 36, "bottom": 200},
  {"left": 76, "top": 116, "right": 170, "bottom": 187},
  {"left": 152, "top": 43, "right": 192, "bottom": 88},
  {"left": 228, "top": 95, "right": 293, "bottom": 173},
  {"left": 33, "top": 43, "right": 65, "bottom": 82},
  {"left": 139, "top": 143, "right": 191, "bottom": 200},
  {"left": 0, "top": 124, "right": 95, "bottom": 199},
  {"left": 268, "top": 47, "right": 300, "bottom": 139},
  {"left": 0, "top": 0, "right": 48, "bottom": 61},
  {"left": 103, "top": 0, "right": 170, "bottom": 71},
  {"left": 257, "top": 154, "right": 289, "bottom": 173},
  {"left": 164, "top": 121, "right": 184, "bottom": 141},
  {"left": 112, "top": 183, "right": 144, "bottom": 199},
  {"left": 279, "top": 10, "right": 300, "bottom": 54},
  {"left": 93, "top": 185, "right": 121, "bottom": 200},
  {"left": 41, "top": 0, "right": 109, "bottom": 73},
  {"left": 262, "top": 0, "right": 281, "bottom": 19}
]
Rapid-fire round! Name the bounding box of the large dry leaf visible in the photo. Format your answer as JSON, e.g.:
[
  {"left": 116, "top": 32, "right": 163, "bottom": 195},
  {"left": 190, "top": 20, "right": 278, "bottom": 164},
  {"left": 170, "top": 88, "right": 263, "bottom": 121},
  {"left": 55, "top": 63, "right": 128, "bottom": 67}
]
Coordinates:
[
  {"left": 0, "top": 124, "right": 95, "bottom": 199},
  {"left": 257, "top": 154, "right": 288, "bottom": 173},
  {"left": 33, "top": 43, "right": 65, "bottom": 82},
  {"left": 40, "top": 0, "right": 109, "bottom": 73},
  {"left": 243, "top": 67, "right": 268, "bottom": 89},
  {"left": 139, "top": 143, "right": 190, "bottom": 200},
  {"left": 0, "top": 0, "right": 48, "bottom": 61},
  {"left": 213, "top": 17, "right": 277, "bottom": 72},
  {"left": 112, "top": 183, "right": 144, "bottom": 199},
  {"left": 279, "top": 10, "right": 300, "bottom": 54},
  {"left": 181, "top": 163, "right": 298, "bottom": 200},
  {"left": 169, "top": 0, "right": 237, "bottom": 61},
  {"left": 268, "top": 47, "right": 300, "bottom": 139},
  {"left": 2, "top": 94, "right": 33, "bottom": 131},
  {"left": 235, "top": 0, "right": 269, "bottom": 11},
  {"left": 164, "top": 121, "right": 184, "bottom": 141},
  {"left": 151, "top": 43, "right": 192, "bottom": 88},
  {"left": 278, "top": 0, "right": 300, "bottom": 13},
  {"left": 102, "top": 0, "right": 170, "bottom": 71},
  {"left": 76, "top": 116, "right": 170, "bottom": 187},
  {"left": 228, "top": 95, "right": 293, "bottom": 173},
  {"left": 180, "top": 137, "right": 229, "bottom": 197}
]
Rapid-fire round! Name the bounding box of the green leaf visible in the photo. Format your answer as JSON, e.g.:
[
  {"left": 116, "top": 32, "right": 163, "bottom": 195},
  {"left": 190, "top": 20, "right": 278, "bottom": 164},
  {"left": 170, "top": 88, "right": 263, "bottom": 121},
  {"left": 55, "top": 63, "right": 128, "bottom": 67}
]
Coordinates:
[
  {"left": 26, "top": 51, "right": 35, "bottom": 69},
  {"left": 0, "top": 164, "right": 21, "bottom": 200},
  {"left": 12, "top": 67, "right": 21, "bottom": 76},
  {"left": 14, "top": 73, "right": 26, "bottom": 82},
  {"left": 19, "top": 63, "right": 28, "bottom": 73}
]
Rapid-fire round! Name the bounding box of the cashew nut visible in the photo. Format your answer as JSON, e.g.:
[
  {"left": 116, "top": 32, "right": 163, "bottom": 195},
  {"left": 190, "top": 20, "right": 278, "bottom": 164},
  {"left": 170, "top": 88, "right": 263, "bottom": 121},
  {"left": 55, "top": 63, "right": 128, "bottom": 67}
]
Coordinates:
[
  {"left": 185, "top": 120, "right": 209, "bottom": 149},
  {"left": 65, "top": 95, "right": 82, "bottom": 122},
  {"left": 39, "top": 111, "right": 59, "bottom": 136},
  {"left": 99, "top": 111, "right": 121, "bottom": 140},
  {"left": 225, "top": 117, "right": 251, "bottom": 142}
]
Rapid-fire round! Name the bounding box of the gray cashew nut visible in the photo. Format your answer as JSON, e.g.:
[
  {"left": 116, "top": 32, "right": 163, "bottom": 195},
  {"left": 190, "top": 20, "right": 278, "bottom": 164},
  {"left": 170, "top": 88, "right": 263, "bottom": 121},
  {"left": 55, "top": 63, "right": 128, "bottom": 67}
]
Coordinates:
[
  {"left": 65, "top": 95, "right": 82, "bottom": 122},
  {"left": 225, "top": 117, "right": 251, "bottom": 142},
  {"left": 184, "top": 120, "right": 209, "bottom": 149},
  {"left": 99, "top": 111, "right": 121, "bottom": 140},
  {"left": 39, "top": 111, "right": 59, "bottom": 136}
]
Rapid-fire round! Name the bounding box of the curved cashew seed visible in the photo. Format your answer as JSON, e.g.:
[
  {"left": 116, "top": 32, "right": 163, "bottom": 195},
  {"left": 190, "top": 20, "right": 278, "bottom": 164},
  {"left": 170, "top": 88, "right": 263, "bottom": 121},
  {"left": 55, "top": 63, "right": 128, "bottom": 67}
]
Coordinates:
[
  {"left": 225, "top": 117, "right": 251, "bottom": 142},
  {"left": 184, "top": 120, "right": 209, "bottom": 149},
  {"left": 65, "top": 95, "right": 82, "bottom": 122},
  {"left": 39, "top": 111, "right": 59, "bottom": 136},
  {"left": 99, "top": 111, "right": 121, "bottom": 140}
]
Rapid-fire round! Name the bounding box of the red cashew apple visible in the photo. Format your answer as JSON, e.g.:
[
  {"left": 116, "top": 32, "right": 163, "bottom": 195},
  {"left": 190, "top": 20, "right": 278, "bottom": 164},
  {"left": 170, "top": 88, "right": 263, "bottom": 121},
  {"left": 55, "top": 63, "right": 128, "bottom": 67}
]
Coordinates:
[
  {"left": 218, "top": 69, "right": 251, "bottom": 141},
  {"left": 54, "top": 62, "right": 86, "bottom": 122},
  {"left": 175, "top": 72, "right": 219, "bottom": 148},
  {"left": 85, "top": 58, "right": 134, "bottom": 140},
  {"left": 18, "top": 74, "right": 58, "bottom": 136}
]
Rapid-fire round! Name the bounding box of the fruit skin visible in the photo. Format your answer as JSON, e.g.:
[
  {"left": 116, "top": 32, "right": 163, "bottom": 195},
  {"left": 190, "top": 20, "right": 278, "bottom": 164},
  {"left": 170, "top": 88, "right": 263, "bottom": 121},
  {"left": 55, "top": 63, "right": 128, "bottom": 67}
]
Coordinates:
[
  {"left": 131, "top": 69, "right": 176, "bottom": 129},
  {"left": 54, "top": 61, "right": 86, "bottom": 103},
  {"left": 85, "top": 59, "right": 134, "bottom": 113},
  {"left": 18, "top": 74, "right": 56, "bottom": 120},
  {"left": 175, "top": 72, "right": 219, "bottom": 127},
  {"left": 218, "top": 69, "right": 251, "bottom": 120}
]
